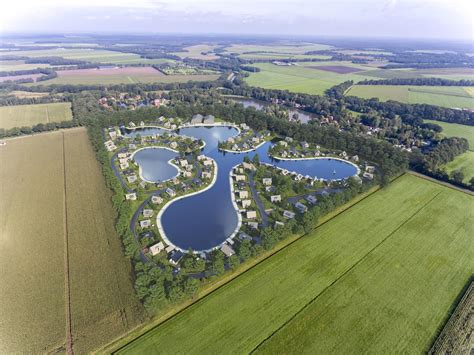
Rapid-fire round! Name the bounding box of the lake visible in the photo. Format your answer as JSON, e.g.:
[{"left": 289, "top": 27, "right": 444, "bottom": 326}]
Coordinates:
[
  {"left": 130, "top": 125, "right": 358, "bottom": 251},
  {"left": 229, "top": 96, "right": 318, "bottom": 124}
]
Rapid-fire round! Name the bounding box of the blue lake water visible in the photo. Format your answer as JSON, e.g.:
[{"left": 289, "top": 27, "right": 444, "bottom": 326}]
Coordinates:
[
  {"left": 128, "top": 126, "right": 358, "bottom": 251},
  {"left": 133, "top": 148, "right": 179, "bottom": 183}
]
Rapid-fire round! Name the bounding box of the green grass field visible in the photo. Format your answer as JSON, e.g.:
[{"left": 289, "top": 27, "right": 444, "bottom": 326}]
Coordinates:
[
  {"left": 0, "top": 102, "right": 72, "bottom": 129},
  {"left": 224, "top": 43, "right": 333, "bottom": 55},
  {"left": 1, "top": 48, "right": 174, "bottom": 65},
  {"left": 116, "top": 174, "right": 473, "bottom": 354},
  {"left": 172, "top": 45, "right": 219, "bottom": 60},
  {"left": 424, "top": 119, "right": 474, "bottom": 149},
  {"left": 0, "top": 129, "right": 145, "bottom": 353},
  {"left": 244, "top": 62, "right": 384, "bottom": 95},
  {"left": 443, "top": 151, "right": 474, "bottom": 183},
  {"left": 245, "top": 62, "right": 474, "bottom": 96},
  {"left": 0, "top": 59, "right": 54, "bottom": 71},
  {"left": 346, "top": 85, "right": 474, "bottom": 109}
]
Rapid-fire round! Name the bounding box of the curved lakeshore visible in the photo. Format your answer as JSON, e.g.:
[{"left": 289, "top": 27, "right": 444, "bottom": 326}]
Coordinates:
[
  {"left": 131, "top": 147, "right": 181, "bottom": 184},
  {"left": 267, "top": 154, "right": 362, "bottom": 176},
  {"left": 127, "top": 124, "right": 359, "bottom": 251},
  {"left": 156, "top": 158, "right": 219, "bottom": 253}
]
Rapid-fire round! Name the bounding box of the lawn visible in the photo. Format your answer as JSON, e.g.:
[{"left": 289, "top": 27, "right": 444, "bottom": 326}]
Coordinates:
[
  {"left": 0, "top": 128, "right": 145, "bottom": 353},
  {"left": 116, "top": 174, "right": 473, "bottom": 354},
  {"left": 424, "top": 119, "right": 474, "bottom": 149},
  {"left": 346, "top": 85, "right": 474, "bottom": 109},
  {"left": 443, "top": 151, "right": 474, "bottom": 183},
  {"left": 0, "top": 102, "right": 72, "bottom": 129},
  {"left": 0, "top": 48, "right": 173, "bottom": 65}
]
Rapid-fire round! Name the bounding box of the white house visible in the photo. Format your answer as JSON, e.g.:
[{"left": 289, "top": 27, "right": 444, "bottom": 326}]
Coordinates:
[
  {"left": 151, "top": 195, "right": 163, "bottom": 204},
  {"left": 235, "top": 175, "right": 246, "bottom": 182},
  {"left": 125, "top": 193, "right": 137, "bottom": 201},
  {"left": 140, "top": 219, "right": 151, "bottom": 228},
  {"left": 262, "top": 178, "right": 272, "bottom": 186},
  {"left": 127, "top": 175, "right": 138, "bottom": 183},
  {"left": 270, "top": 195, "right": 281, "bottom": 203},
  {"left": 241, "top": 199, "right": 252, "bottom": 208},
  {"left": 238, "top": 190, "right": 249, "bottom": 199},
  {"left": 143, "top": 209, "right": 154, "bottom": 218},
  {"left": 220, "top": 244, "right": 235, "bottom": 257},
  {"left": 149, "top": 242, "right": 164, "bottom": 256},
  {"left": 246, "top": 210, "right": 257, "bottom": 219},
  {"left": 170, "top": 141, "right": 178, "bottom": 149}
]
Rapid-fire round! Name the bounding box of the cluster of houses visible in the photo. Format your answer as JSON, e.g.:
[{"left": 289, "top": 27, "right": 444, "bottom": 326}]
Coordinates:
[
  {"left": 221, "top": 124, "right": 269, "bottom": 152},
  {"left": 98, "top": 93, "right": 168, "bottom": 111},
  {"left": 128, "top": 116, "right": 182, "bottom": 131},
  {"left": 362, "top": 165, "right": 375, "bottom": 180}
]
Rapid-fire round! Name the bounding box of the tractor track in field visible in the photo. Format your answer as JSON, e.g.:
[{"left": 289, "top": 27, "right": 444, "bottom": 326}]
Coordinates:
[{"left": 61, "top": 131, "right": 74, "bottom": 355}]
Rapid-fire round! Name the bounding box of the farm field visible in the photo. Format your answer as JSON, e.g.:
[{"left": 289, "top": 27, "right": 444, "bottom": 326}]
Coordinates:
[
  {"left": 0, "top": 102, "right": 72, "bottom": 129},
  {"left": 0, "top": 59, "right": 53, "bottom": 71},
  {"left": 172, "top": 45, "right": 219, "bottom": 60},
  {"left": 224, "top": 43, "right": 333, "bottom": 55},
  {"left": 443, "top": 151, "right": 474, "bottom": 183},
  {"left": 116, "top": 174, "right": 473, "bottom": 354},
  {"left": 9, "top": 90, "right": 49, "bottom": 98},
  {"left": 0, "top": 48, "right": 172, "bottom": 65},
  {"left": 245, "top": 62, "right": 474, "bottom": 96},
  {"left": 244, "top": 61, "right": 386, "bottom": 95},
  {"left": 0, "top": 128, "right": 145, "bottom": 353},
  {"left": 424, "top": 119, "right": 474, "bottom": 149},
  {"left": 30, "top": 67, "right": 219, "bottom": 85},
  {"left": 346, "top": 85, "right": 474, "bottom": 109},
  {"left": 0, "top": 73, "right": 45, "bottom": 82},
  {"left": 239, "top": 53, "right": 331, "bottom": 60}
]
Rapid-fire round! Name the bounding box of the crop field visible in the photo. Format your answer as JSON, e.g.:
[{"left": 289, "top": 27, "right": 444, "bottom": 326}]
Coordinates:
[
  {"left": 443, "top": 151, "right": 474, "bottom": 183},
  {"left": 0, "top": 48, "right": 173, "bottom": 65},
  {"left": 9, "top": 90, "right": 49, "bottom": 98},
  {"left": 0, "top": 102, "right": 72, "bottom": 129},
  {"left": 424, "top": 119, "right": 474, "bottom": 149},
  {"left": 172, "top": 45, "right": 219, "bottom": 60},
  {"left": 30, "top": 67, "right": 219, "bottom": 85},
  {"left": 0, "top": 128, "right": 145, "bottom": 353},
  {"left": 224, "top": 43, "right": 333, "bottom": 55},
  {"left": 346, "top": 85, "right": 474, "bottom": 109},
  {"left": 116, "top": 174, "right": 473, "bottom": 354},
  {"left": 244, "top": 61, "right": 386, "bottom": 95},
  {"left": 239, "top": 53, "right": 331, "bottom": 60},
  {"left": 0, "top": 73, "right": 45, "bottom": 82},
  {"left": 0, "top": 59, "right": 53, "bottom": 71}
]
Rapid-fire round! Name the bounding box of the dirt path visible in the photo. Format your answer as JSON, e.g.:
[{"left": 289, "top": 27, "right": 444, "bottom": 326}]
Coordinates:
[{"left": 61, "top": 131, "right": 74, "bottom": 355}]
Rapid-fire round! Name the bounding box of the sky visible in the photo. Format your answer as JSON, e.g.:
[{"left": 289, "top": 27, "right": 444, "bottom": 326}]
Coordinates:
[{"left": 0, "top": 0, "right": 472, "bottom": 41}]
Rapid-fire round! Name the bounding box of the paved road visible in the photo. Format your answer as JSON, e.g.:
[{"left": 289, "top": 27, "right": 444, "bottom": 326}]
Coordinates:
[{"left": 248, "top": 171, "right": 269, "bottom": 227}]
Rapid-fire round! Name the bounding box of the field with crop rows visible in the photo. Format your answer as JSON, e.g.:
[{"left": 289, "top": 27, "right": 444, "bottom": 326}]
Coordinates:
[
  {"left": 0, "top": 48, "right": 173, "bottom": 65},
  {"left": 28, "top": 67, "right": 219, "bottom": 85},
  {"left": 116, "top": 174, "right": 473, "bottom": 354},
  {"left": 0, "top": 102, "right": 72, "bottom": 129},
  {"left": 346, "top": 85, "right": 474, "bottom": 109},
  {"left": 0, "top": 128, "right": 145, "bottom": 353}
]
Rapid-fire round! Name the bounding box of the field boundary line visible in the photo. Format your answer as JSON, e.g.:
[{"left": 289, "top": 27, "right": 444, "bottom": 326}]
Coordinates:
[
  {"left": 408, "top": 170, "right": 473, "bottom": 196},
  {"left": 62, "top": 131, "right": 74, "bottom": 355},
  {"left": 250, "top": 190, "right": 443, "bottom": 354},
  {"left": 106, "top": 183, "right": 389, "bottom": 353}
]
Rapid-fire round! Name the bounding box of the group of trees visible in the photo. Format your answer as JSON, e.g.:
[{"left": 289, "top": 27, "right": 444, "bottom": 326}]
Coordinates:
[{"left": 357, "top": 78, "right": 474, "bottom": 86}]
